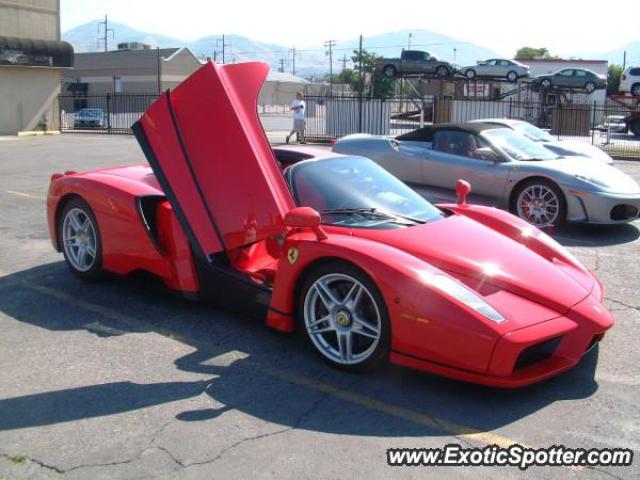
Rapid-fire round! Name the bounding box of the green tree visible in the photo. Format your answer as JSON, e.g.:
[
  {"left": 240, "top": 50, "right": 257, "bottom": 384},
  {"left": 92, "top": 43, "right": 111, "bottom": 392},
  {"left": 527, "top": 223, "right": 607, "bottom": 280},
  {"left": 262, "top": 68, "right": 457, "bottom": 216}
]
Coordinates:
[
  {"left": 351, "top": 48, "right": 395, "bottom": 98},
  {"left": 607, "top": 65, "right": 623, "bottom": 95},
  {"left": 515, "top": 47, "right": 560, "bottom": 60}
]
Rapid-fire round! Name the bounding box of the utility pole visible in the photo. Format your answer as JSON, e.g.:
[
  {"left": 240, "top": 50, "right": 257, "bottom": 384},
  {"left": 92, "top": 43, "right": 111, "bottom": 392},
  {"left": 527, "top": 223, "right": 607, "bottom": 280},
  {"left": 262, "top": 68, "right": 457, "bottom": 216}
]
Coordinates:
[
  {"left": 341, "top": 54, "right": 348, "bottom": 71},
  {"left": 279, "top": 58, "right": 286, "bottom": 73},
  {"left": 290, "top": 46, "right": 296, "bottom": 75},
  {"left": 358, "top": 34, "right": 363, "bottom": 132},
  {"left": 97, "top": 14, "right": 114, "bottom": 52},
  {"left": 216, "top": 34, "right": 228, "bottom": 64},
  {"left": 324, "top": 40, "right": 336, "bottom": 96},
  {"left": 156, "top": 47, "right": 161, "bottom": 95},
  {"left": 623, "top": 50, "right": 627, "bottom": 70}
]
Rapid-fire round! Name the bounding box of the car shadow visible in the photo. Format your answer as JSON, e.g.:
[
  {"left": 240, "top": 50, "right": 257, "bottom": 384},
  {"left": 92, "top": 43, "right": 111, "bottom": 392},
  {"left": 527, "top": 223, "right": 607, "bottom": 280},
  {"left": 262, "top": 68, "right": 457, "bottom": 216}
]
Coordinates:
[
  {"left": 554, "top": 222, "right": 640, "bottom": 247},
  {"left": 0, "top": 262, "right": 602, "bottom": 438}
]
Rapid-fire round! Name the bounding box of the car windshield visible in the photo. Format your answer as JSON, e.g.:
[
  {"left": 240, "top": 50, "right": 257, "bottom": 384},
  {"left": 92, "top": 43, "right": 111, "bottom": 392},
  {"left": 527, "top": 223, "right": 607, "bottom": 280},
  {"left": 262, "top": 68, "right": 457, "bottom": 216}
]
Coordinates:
[
  {"left": 482, "top": 128, "right": 559, "bottom": 161},
  {"left": 289, "top": 156, "right": 444, "bottom": 227},
  {"left": 80, "top": 109, "right": 103, "bottom": 117},
  {"left": 510, "top": 121, "right": 554, "bottom": 142}
]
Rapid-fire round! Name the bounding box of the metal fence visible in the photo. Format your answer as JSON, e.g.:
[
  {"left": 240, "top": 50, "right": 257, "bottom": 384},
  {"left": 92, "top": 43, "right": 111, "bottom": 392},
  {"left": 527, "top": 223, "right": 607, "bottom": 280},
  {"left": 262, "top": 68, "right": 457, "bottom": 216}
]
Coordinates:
[
  {"left": 59, "top": 94, "right": 158, "bottom": 134},
  {"left": 58, "top": 93, "right": 640, "bottom": 160},
  {"left": 304, "top": 95, "right": 640, "bottom": 160}
]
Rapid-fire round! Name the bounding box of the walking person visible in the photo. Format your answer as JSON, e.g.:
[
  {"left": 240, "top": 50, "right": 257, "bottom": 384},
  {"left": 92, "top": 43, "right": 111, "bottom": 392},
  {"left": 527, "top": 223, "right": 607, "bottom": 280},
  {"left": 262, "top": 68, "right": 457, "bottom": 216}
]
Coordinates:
[{"left": 286, "top": 92, "right": 306, "bottom": 144}]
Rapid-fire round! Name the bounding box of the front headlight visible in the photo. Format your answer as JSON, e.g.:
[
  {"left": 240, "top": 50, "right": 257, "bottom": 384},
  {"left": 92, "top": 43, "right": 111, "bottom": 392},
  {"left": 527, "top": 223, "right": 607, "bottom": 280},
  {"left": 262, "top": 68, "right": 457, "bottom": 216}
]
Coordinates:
[{"left": 425, "top": 274, "right": 505, "bottom": 324}]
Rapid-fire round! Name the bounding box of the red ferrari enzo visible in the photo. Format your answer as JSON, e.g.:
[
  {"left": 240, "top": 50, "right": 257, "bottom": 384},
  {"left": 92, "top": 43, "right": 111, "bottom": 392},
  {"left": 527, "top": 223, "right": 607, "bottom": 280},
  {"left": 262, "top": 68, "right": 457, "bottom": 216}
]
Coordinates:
[{"left": 47, "top": 62, "right": 614, "bottom": 387}]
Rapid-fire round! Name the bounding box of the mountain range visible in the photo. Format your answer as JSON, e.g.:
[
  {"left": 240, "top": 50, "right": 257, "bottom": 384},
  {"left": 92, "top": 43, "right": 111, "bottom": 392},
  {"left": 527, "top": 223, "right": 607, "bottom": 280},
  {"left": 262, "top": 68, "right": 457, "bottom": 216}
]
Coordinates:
[{"left": 63, "top": 20, "right": 639, "bottom": 78}]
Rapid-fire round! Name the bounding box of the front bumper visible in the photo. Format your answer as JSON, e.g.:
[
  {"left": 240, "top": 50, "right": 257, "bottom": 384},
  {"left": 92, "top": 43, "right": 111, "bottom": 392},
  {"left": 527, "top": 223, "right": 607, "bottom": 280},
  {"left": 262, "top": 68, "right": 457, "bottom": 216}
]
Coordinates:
[
  {"left": 566, "top": 190, "right": 640, "bottom": 224},
  {"left": 391, "top": 292, "right": 613, "bottom": 388}
]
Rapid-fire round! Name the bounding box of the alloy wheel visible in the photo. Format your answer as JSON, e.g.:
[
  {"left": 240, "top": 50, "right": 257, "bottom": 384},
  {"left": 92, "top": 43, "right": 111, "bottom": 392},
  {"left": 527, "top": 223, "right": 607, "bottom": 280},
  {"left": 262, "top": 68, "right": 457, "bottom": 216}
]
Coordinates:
[
  {"left": 62, "top": 207, "right": 97, "bottom": 272},
  {"left": 303, "top": 273, "right": 382, "bottom": 365},
  {"left": 516, "top": 184, "right": 560, "bottom": 227}
]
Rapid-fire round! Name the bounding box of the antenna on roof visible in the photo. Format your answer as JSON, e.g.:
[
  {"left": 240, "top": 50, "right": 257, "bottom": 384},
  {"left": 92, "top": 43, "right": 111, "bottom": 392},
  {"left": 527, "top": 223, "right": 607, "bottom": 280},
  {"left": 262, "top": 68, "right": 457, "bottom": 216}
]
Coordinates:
[{"left": 97, "top": 15, "right": 114, "bottom": 52}]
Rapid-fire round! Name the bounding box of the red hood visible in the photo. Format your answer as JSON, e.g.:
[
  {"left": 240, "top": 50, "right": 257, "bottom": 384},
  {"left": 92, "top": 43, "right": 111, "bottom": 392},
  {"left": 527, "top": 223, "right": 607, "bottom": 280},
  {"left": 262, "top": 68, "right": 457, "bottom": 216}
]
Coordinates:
[{"left": 349, "top": 215, "right": 593, "bottom": 314}]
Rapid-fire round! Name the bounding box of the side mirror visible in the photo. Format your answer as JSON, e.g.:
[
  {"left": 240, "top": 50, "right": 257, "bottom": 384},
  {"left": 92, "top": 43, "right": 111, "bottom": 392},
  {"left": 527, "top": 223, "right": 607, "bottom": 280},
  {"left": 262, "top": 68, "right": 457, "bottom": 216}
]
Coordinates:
[
  {"left": 456, "top": 179, "right": 471, "bottom": 205},
  {"left": 284, "top": 207, "right": 327, "bottom": 240},
  {"left": 473, "top": 146, "right": 501, "bottom": 163}
]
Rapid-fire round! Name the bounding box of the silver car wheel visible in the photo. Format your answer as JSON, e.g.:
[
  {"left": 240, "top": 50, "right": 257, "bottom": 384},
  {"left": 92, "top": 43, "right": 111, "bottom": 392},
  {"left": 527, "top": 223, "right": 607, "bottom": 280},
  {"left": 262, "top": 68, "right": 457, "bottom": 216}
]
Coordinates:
[
  {"left": 507, "top": 71, "right": 517, "bottom": 82},
  {"left": 303, "top": 273, "right": 381, "bottom": 366},
  {"left": 585, "top": 82, "right": 596, "bottom": 93},
  {"left": 465, "top": 69, "right": 476, "bottom": 79},
  {"left": 62, "top": 207, "right": 97, "bottom": 272},
  {"left": 516, "top": 185, "right": 560, "bottom": 227},
  {"left": 541, "top": 79, "right": 551, "bottom": 89}
]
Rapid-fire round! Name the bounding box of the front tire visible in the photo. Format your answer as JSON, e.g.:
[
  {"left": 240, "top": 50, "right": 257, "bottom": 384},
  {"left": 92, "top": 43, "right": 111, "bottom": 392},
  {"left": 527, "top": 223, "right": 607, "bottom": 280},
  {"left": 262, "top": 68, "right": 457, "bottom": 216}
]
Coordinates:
[
  {"left": 584, "top": 81, "right": 596, "bottom": 93},
  {"left": 507, "top": 71, "right": 518, "bottom": 82},
  {"left": 540, "top": 79, "right": 552, "bottom": 89},
  {"left": 298, "top": 262, "right": 390, "bottom": 372},
  {"left": 383, "top": 65, "right": 397, "bottom": 78},
  {"left": 465, "top": 69, "right": 476, "bottom": 80},
  {"left": 511, "top": 179, "right": 567, "bottom": 228},
  {"left": 630, "top": 83, "right": 640, "bottom": 96},
  {"left": 59, "top": 197, "right": 104, "bottom": 280},
  {"left": 436, "top": 66, "right": 449, "bottom": 78}
]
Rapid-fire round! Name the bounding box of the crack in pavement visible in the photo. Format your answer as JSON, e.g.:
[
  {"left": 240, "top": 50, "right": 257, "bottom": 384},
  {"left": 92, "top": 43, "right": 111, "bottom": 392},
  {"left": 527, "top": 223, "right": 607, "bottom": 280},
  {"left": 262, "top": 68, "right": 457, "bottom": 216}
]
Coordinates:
[
  {"left": 605, "top": 297, "right": 640, "bottom": 312},
  {"left": 0, "top": 452, "right": 65, "bottom": 475}
]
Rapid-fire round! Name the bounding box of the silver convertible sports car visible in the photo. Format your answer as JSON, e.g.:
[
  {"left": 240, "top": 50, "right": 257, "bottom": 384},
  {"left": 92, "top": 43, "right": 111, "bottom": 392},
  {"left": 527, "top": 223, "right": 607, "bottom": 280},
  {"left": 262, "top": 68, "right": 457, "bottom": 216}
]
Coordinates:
[
  {"left": 333, "top": 123, "right": 640, "bottom": 227},
  {"left": 470, "top": 118, "right": 614, "bottom": 165}
]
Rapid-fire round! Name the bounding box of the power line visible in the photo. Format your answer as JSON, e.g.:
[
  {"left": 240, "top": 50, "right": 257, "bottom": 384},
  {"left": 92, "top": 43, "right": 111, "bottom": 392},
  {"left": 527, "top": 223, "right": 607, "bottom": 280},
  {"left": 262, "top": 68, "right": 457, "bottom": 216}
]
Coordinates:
[{"left": 219, "top": 41, "right": 472, "bottom": 57}]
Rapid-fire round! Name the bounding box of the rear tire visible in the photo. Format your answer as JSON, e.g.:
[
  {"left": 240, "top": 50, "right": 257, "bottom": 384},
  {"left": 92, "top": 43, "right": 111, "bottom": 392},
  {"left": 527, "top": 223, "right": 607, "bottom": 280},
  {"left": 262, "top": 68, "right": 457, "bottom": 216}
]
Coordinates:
[
  {"left": 507, "top": 71, "right": 518, "bottom": 82},
  {"left": 297, "top": 261, "right": 390, "bottom": 372},
  {"left": 510, "top": 179, "right": 567, "bottom": 228},
  {"left": 584, "top": 81, "right": 596, "bottom": 93},
  {"left": 58, "top": 197, "right": 104, "bottom": 281},
  {"left": 465, "top": 69, "right": 476, "bottom": 80}
]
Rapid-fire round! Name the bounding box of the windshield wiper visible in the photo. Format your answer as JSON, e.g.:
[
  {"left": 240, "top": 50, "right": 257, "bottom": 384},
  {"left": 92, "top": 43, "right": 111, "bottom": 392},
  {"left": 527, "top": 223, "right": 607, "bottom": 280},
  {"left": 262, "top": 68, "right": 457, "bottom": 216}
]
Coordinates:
[{"left": 320, "top": 208, "right": 426, "bottom": 224}]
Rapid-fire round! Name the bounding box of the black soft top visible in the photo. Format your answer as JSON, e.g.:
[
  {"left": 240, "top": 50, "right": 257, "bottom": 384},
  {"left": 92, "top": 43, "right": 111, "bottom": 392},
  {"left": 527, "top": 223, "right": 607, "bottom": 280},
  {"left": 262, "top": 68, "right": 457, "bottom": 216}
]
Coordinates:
[{"left": 396, "top": 122, "right": 504, "bottom": 142}]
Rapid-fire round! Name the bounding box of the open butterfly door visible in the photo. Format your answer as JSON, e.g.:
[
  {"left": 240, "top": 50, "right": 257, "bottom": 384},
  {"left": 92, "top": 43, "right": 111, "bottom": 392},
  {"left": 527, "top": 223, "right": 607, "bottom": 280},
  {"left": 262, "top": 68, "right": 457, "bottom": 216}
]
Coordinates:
[{"left": 133, "top": 61, "right": 295, "bottom": 261}]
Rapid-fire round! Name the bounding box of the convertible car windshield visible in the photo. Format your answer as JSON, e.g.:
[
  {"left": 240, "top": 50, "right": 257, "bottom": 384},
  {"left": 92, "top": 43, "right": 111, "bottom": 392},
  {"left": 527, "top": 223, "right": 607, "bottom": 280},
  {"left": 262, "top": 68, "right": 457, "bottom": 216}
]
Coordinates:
[
  {"left": 510, "top": 121, "right": 555, "bottom": 143},
  {"left": 482, "top": 128, "right": 558, "bottom": 161},
  {"left": 289, "top": 156, "right": 444, "bottom": 227}
]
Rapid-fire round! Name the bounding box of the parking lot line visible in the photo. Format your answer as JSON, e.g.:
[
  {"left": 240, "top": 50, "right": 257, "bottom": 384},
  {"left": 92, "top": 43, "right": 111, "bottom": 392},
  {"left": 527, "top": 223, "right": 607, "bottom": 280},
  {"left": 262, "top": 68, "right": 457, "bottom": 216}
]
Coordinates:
[
  {"left": 6, "top": 190, "right": 46, "bottom": 200},
  {"left": 11, "top": 275, "right": 536, "bottom": 453}
]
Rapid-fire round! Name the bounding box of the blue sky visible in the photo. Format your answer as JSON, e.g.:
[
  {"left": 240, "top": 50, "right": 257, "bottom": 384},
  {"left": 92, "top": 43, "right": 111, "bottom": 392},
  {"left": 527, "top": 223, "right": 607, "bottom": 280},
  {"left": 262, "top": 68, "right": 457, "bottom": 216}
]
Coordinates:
[{"left": 61, "top": 0, "right": 640, "bottom": 56}]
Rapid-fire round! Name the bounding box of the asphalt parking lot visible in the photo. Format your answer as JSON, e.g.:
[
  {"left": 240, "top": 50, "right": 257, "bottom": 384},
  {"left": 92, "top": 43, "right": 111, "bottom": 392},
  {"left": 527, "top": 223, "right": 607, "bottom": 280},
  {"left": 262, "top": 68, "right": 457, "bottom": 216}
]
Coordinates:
[{"left": 0, "top": 134, "right": 638, "bottom": 479}]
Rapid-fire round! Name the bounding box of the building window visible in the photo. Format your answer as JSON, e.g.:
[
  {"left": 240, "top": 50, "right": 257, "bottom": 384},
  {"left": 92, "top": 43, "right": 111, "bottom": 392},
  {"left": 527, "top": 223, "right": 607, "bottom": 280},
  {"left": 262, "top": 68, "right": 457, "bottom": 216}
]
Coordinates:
[{"left": 113, "top": 76, "right": 123, "bottom": 93}]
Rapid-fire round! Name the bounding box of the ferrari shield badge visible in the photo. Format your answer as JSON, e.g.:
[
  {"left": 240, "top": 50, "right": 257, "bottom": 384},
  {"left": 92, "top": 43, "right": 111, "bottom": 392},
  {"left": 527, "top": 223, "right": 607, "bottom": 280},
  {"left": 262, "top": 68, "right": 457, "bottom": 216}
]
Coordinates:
[{"left": 287, "top": 247, "right": 299, "bottom": 264}]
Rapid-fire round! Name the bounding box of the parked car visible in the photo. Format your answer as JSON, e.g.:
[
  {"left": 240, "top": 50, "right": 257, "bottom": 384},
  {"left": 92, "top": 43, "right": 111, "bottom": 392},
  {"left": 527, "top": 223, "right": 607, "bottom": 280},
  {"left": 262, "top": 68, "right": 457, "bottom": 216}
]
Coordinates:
[
  {"left": 470, "top": 118, "right": 614, "bottom": 164},
  {"left": 74, "top": 108, "right": 106, "bottom": 128},
  {"left": 461, "top": 59, "right": 529, "bottom": 82},
  {"left": 619, "top": 66, "right": 640, "bottom": 96},
  {"left": 603, "top": 115, "right": 627, "bottom": 133},
  {"left": 46, "top": 61, "right": 614, "bottom": 387},
  {"left": 333, "top": 123, "right": 640, "bottom": 227},
  {"left": 532, "top": 68, "right": 607, "bottom": 93},
  {"left": 375, "top": 50, "right": 454, "bottom": 78}
]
